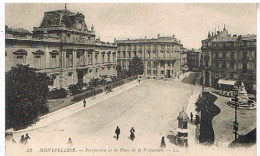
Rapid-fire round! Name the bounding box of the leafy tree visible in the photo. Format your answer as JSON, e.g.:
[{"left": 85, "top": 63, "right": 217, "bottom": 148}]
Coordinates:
[
  {"left": 116, "top": 65, "right": 122, "bottom": 78},
  {"left": 128, "top": 56, "right": 144, "bottom": 76},
  {"left": 110, "top": 75, "right": 118, "bottom": 82},
  {"left": 89, "top": 78, "right": 100, "bottom": 89},
  {"left": 68, "top": 83, "right": 83, "bottom": 95},
  {"left": 6, "top": 64, "right": 49, "bottom": 130},
  {"left": 99, "top": 75, "right": 108, "bottom": 86},
  {"left": 48, "top": 88, "right": 68, "bottom": 99}
]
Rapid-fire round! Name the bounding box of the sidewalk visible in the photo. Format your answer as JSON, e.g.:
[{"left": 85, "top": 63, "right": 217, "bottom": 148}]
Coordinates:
[
  {"left": 13, "top": 79, "right": 142, "bottom": 133},
  {"left": 185, "top": 91, "right": 201, "bottom": 147}
]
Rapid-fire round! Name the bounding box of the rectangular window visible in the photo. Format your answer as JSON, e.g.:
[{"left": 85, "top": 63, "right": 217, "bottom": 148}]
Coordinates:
[
  {"left": 161, "top": 70, "right": 164, "bottom": 74},
  {"left": 102, "top": 55, "right": 105, "bottom": 63},
  {"left": 34, "top": 55, "right": 41, "bottom": 58},
  {"left": 108, "top": 54, "right": 110, "bottom": 62},
  {"left": 153, "top": 70, "right": 156, "bottom": 74},
  {"left": 51, "top": 55, "right": 56, "bottom": 58},
  {"left": 76, "top": 52, "right": 80, "bottom": 58},
  {"left": 16, "top": 55, "right": 24, "bottom": 59}
]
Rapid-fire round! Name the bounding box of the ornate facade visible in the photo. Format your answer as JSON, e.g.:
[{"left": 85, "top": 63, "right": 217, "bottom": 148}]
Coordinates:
[
  {"left": 5, "top": 8, "right": 117, "bottom": 89},
  {"left": 187, "top": 49, "right": 201, "bottom": 72},
  {"left": 115, "top": 35, "right": 182, "bottom": 79},
  {"left": 201, "top": 26, "right": 256, "bottom": 93}
]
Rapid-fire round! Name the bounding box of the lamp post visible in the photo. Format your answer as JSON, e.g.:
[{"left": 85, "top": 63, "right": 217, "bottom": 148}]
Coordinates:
[{"left": 233, "top": 86, "right": 239, "bottom": 142}]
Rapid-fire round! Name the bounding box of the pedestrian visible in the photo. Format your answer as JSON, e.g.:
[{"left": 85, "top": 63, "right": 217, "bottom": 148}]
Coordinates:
[
  {"left": 19, "top": 135, "right": 25, "bottom": 144},
  {"left": 130, "top": 127, "right": 135, "bottom": 141},
  {"left": 83, "top": 99, "right": 86, "bottom": 107},
  {"left": 138, "top": 79, "right": 141, "bottom": 83},
  {"left": 160, "top": 136, "right": 166, "bottom": 148},
  {"left": 12, "top": 138, "right": 16, "bottom": 143},
  {"left": 115, "top": 126, "right": 120, "bottom": 140},
  {"left": 24, "top": 133, "right": 30, "bottom": 144},
  {"left": 67, "top": 138, "right": 73, "bottom": 146},
  {"left": 178, "top": 75, "right": 180, "bottom": 80},
  {"left": 195, "top": 115, "right": 200, "bottom": 125},
  {"left": 190, "top": 112, "right": 193, "bottom": 122}
]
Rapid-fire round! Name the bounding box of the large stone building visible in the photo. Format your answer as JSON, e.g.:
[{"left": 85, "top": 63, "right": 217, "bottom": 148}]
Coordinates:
[
  {"left": 201, "top": 26, "right": 256, "bottom": 94},
  {"left": 5, "top": 8, "right": 117, "bottom": 89},
  {"left": 187, "top": 48, "right": 201, "bottom": 72},
  {"left": 115, "top": 35, "right": 183, "bottom": 79}
]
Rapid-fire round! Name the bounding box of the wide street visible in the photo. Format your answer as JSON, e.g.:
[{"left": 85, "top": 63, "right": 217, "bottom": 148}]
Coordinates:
[
  {"left": 7, "top": 75, "right": 201, "bottom": 155},
  {"left": 6, "top": 73, "right": 256, "bottom": 156}
]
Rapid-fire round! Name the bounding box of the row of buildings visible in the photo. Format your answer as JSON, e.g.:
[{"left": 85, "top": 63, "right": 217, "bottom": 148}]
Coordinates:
[
  {"left": 6, "top": 7, "right": 256, "bottom": 94},
  {"left": 5, "top": 7, "right": 185, "bottom": 89}
]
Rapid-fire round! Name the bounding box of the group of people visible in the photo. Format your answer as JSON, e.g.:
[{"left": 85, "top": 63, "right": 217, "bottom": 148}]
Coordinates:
[
  {"left": 190, "top": 112, "right": 200, "bottom": 125},
  {"left": 19, "top": 133, "right": 30, "bottom": 144},
  {"left": 115, "top": 126, "right": 135, "bottom": 141}
]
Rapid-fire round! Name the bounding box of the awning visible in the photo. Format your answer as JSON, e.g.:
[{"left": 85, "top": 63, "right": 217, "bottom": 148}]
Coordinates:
[{"left": 218, "top": 79, "right": 236, "bottom": 85}]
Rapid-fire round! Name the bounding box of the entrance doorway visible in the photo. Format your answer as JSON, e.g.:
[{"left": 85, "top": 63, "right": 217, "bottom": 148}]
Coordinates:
[{"left": 167, "top": 70, "right": 171, "bottom": 78}]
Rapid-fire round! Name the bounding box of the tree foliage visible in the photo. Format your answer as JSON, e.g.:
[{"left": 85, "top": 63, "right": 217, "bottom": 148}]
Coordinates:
[
  {"left": 89, "top": 78, "right": 100, "bottom": 89},
  {"left": 68, "top": 83, "right": 83, "bottom": 95},
  {"left": 48, "top": 88, "right": 68, "bottom": 99},
  {"left": 128, "top": 56, "right": 144, "bottom": 76},
  {"left": 6, "top": 64, "right": 49, "bottom": 130}
]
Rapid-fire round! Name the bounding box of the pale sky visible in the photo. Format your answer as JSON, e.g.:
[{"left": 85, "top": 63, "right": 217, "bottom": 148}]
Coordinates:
[{"left": 5, "top": 3, "right": 257, "bottom": 49}]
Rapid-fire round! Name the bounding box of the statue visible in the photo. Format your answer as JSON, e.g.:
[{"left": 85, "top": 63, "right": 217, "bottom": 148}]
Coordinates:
[{"left": 238, "top": 82, "right": 249, "bottom": 104}]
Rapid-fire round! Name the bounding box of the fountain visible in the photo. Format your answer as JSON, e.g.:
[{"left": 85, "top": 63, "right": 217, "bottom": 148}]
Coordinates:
[{"left": 227, "top": 82, "right": 256, "bottom": 110}]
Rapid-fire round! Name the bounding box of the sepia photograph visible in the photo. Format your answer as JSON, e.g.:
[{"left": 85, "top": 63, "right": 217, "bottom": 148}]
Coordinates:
[{"left": 4, "top": 3, "right": 257, "bottom": 156}]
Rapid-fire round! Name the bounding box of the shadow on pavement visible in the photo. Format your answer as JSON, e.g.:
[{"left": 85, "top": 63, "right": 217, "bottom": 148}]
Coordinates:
[
  {"left": 181, "top": 72, "right": 200, "bottom": 85},
  {"left": 229, "top": 128, "right": 256, "bottom": 148},
  {"left": 199, "top": 92, "right": 221, "bottom": 146}
]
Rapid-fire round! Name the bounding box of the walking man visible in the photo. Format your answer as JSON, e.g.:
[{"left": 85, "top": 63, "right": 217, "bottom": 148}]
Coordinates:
[
  {"left": 24, "top": 133, "right": 30, "bottom": 144},
  {"left": 115, "top": 126, "right": 120, "bottom": 140},
  {"left": 83, "top": 99, "right": 86, "bottom": 107},
  {"left": 67, "top": 138, "right": 73, "bottom": 147},
  {"left": 190, "top": 112, "right": 193, "bottom": 122},
  {"left": 160, "top": 136, "right": 166, "bottom": 148},
  {"left": 19, "top": 135, "right": 25, "bottom": 144}
]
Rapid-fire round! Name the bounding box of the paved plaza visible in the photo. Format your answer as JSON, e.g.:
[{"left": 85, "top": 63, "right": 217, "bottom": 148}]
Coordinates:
[{"left": 6, "top": 73, "right": 256, "bottom": 156}]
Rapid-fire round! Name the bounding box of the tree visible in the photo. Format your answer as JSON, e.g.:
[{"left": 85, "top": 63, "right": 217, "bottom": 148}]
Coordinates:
[
  {"left": 128, "top": 56, "right": 144, "bottom": 76},
  {"left": 99, "top": 75, "right": 108, "bottom": 86},
  {"left": 68, "top": 83, "right": 83, "bottom": 95},
  {"left": 6, "top": 64, "right": 50, "bottom": 130},
  {"left": 89, "top": 78, "right": 100, "bottom": 89},
  {"left": 116, "top": 65, "right": 122, "bottom": 78}
]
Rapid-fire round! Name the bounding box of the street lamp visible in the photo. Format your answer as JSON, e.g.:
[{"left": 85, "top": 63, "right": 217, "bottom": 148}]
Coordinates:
[{"left": 233, "top": 86, "right": 239, "bottom": 142}]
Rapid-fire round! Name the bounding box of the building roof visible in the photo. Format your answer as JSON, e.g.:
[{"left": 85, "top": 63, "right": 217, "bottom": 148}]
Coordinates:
[
  {"left": 6, "top": 25, "right": 31, "bottom": 34},
  {"left": 178, "top": 110, "right": 189, "bottom": 122},
  {"left": 38, "top": 9, "right": 89, "bottom": 32},
  {"left": 115, "top": 36, "right": 181, "bottom": 45},
  {"left": 218, "top": 79, "right": 236, "bottom": 85}
]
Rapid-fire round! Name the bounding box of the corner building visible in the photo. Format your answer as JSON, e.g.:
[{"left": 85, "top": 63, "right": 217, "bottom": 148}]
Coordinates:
[
  {"left": 115, "top": 35, "right": 183, "bottom": 79},
  {"left": 201, "top": 26, "right": 256, "bottom": 93},
  {"left": 5, "top": 8, "right": 117, "bottom": 89}
]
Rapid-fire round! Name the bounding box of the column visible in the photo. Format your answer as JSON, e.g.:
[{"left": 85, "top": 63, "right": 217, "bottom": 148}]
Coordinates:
[
  {"left": 164, "top": 61, "right": 167, "bottom": 78},
  {"left": 151, "top": 61, "right": 153, "bottom": 76},
  {"left": 144, "top": 61, "right": 147, "bottom": 76},
  {"left": 84, "top": 50, "right": 87, "bottom": 66},
  {"left": 157, "top": 60, "right": 160, "bottom": 78},
  {"left": 44, "top": 46, "right": 49, "bottom": 69},
  {"left": 73, "top": 49, "right": 77, "bottom": 68},
  {"left": 63, "top": 49, "right": 67, "bottom": 69}
]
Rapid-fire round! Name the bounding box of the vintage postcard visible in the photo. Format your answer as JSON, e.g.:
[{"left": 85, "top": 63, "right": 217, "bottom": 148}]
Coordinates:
[{"left": 4, "top": 3, "right": 257, "bottom": 156}]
